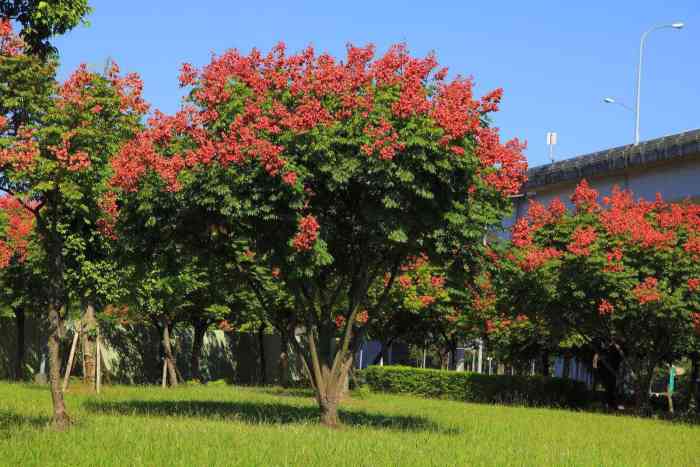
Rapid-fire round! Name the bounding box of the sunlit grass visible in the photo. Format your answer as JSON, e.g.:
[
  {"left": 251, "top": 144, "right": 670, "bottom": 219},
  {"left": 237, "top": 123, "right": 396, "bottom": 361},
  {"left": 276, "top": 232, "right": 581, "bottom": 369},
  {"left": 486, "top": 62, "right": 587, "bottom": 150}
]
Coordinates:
[{"left": 1, "top": 381, "right": 699, "bottom": 466}]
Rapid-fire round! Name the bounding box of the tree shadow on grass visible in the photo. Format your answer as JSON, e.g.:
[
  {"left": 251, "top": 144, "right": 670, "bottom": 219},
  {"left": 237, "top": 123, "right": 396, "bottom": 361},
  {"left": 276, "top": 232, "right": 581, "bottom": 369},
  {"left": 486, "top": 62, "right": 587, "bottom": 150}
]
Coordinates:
[
  {"left": 0, "top": 410, "right": 50, "bottom": 436},
  {"left": 85, "top": 399, "right": 458, "bottom": 434}
]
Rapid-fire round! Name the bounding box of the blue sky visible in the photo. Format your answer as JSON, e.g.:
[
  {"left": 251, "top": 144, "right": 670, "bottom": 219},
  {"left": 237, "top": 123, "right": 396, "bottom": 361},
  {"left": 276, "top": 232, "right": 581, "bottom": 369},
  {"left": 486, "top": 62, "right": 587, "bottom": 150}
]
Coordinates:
[{"left": 53, "top": 1, "right": 699, "bottom": 168}]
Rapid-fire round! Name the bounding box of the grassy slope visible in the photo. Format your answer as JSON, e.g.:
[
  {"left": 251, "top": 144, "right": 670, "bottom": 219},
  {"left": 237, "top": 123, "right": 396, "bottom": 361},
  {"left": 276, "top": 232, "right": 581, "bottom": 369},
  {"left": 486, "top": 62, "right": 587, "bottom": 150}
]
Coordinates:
[{"left": 1, "top": 382, "right": 699, "bottom": 467}]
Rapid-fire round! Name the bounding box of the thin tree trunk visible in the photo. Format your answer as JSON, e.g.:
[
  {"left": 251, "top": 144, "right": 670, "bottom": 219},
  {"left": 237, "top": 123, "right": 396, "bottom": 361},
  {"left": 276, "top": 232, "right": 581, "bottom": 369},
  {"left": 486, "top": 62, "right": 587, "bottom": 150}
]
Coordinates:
[
  {"left": 562, "top": 355, "right": 571, "bottom": 380},
  {"left": 541, "top": 351, "right": 550, "bottom": 377},
  {"left": 48, "top": 305, "right": 70, "bottom": 429},
  {"left": 258, "top": 323, "right": 267, "bottom": 385},
  {"left": 690, "top": 352, "right": 699, "bottom": 413},
  {"left": 82, "top": 303, "right": 97, "bottom": 387},
  {"left": 279, "top": 331, "right": 289, "bottom": 388},
  {"left": 14, "top": 308, "right": 25, "bottom": 381},
  {"left": 190, "top": 321, "right": 207, "bottom": 382},
  {"left": 161, "top": 319, "right": 178, "bottom": 387}
]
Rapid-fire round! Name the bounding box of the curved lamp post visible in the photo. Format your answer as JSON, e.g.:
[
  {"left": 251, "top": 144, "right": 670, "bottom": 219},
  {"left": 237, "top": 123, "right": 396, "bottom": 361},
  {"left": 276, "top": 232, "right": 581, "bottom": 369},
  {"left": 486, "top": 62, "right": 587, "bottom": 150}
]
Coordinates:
[{"left": 634, "top": 22, "right": 684, "bottom": 145}]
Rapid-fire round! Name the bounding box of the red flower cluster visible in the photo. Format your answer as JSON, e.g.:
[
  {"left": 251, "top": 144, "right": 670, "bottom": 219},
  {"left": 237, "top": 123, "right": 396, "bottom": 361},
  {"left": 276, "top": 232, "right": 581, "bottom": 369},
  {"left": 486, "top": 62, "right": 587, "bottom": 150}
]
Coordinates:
[
  {"left": 692, "top": 312, "right": 700, "bottom": 335},
  {"left": 112, "top": 43, "right": 526, "bottom": 196},
  {"left": 519, "top": 247, "right": 562, "bottom": 271},
  {"left": 633, "top": 277, "right": 661, "bottom": 305},
  {"left": 511, "top": 218, "right": 532, "bottom": 248},
  {"left": 97, "top": 191, "right": 119, "bottom": 240},
  {"left": 603, "top": 248, "right": 624, "bottom": 273},
  {"left": 0, "top": 197, "right": 35, "bottom": 267},
  {"left": 567, "top": 226, "right": 597, "bottom": 256},
  {"left": 570, "top": 179, "right": 599, "bottom": 213},
  {"left": 598, "top": 299, "right": 614, "bottom": 316},
  {"left": 0, "top": 128, "right": 39, "bottom": 172},
  {"left": 0, "top": 18, "right": 23, "bottom": 56},
  {"left": 688, "top": 278, "right": 700, "bottom": 292},
  {"left": 292, "top": 214, "right": 319, "bottom": 251},
  {"left": 397, "top": 275, "right": 412, "bottom": 289},
  {"left": 418, "top": 295, "right": 436, "bottom": 307},
  {"left": 356, "top": 310, "right": 369, "bottom": 325},
  {"left": 50, "top": 131, "right": 91, "bottom": 172}
]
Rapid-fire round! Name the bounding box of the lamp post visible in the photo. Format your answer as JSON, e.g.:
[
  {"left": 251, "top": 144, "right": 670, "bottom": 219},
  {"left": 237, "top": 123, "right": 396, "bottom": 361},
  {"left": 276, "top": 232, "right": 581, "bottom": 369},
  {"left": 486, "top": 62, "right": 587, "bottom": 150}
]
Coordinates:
[
  {"left": 633, "top": 22, "right": 684, "bottom": 145},
  {"left": 603, "top": 97, "right": 634, "bottom": 112}
]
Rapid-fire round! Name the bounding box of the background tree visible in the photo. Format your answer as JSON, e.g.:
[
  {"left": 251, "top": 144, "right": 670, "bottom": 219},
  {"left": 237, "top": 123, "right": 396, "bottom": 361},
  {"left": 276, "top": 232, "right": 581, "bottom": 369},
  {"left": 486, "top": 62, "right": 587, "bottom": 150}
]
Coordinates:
[
  {"left": 496, "top": 181, "right": 700, "bottom": 411},
  {"left": 0, "top": 22, "right": 147, "bottom": 427},
  {"left": 0, "top": 0, "right": 91, "bottom": 59},
  {"left": 112, "top": 43, "right": 527, "bottom": 426}
]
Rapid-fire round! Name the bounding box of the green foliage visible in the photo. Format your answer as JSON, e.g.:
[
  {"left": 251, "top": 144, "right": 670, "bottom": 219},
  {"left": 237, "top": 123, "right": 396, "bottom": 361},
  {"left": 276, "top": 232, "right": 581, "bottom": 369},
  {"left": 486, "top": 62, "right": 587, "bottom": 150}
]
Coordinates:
[
  {"left": 0, "top": 0, "right": 91, "bottom": 58},
  {"left": 360, "top": 365, "right": 590, "bottom": 408}
]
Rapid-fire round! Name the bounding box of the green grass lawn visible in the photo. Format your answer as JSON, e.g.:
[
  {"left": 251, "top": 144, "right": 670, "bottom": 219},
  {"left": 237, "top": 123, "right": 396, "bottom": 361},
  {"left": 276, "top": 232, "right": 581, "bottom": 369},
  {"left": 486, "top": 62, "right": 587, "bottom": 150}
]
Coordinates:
[{"left": 1, "top": 382, "right": 699, "bottom": 466}]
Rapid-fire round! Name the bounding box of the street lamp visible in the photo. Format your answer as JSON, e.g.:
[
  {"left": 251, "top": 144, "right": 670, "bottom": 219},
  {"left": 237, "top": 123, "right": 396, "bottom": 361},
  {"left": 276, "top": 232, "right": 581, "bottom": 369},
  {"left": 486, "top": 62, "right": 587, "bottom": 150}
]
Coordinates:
[
  {"left": 633, "top": 21, "right": 685, "bottom": 145},
  {"left": 603, "top": 97, "right": 634, "bottom": 112}
]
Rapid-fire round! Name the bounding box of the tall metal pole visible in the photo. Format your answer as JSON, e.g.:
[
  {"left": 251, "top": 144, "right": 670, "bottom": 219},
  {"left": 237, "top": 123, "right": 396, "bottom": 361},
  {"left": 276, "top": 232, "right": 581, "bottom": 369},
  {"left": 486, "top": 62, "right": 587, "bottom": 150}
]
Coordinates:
[
  {"left": 634, "top": 22, "right": 685, "bottom": 145},
  {"left": 634, "top": 31, "right": 646, "bottom": 145}
]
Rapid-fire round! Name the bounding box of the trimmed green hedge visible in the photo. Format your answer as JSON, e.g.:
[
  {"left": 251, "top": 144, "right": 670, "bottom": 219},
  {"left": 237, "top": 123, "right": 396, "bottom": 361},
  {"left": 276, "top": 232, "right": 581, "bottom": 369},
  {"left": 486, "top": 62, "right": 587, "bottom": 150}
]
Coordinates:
[{"left": 358, "top": 365, "right": 590, "bottom": 408}]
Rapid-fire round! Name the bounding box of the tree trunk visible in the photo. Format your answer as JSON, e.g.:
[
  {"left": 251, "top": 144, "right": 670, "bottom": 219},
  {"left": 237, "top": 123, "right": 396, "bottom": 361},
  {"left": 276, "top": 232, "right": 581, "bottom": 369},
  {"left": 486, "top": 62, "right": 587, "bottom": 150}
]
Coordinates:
[
  {"left": 82, "top": 303, "right": 97, "bottom": 387},
  {"left": 541, "top": 351, "right": 550, "bottom": 377},
  {"left": 190, "top": 321, "right": 207, "bottom": 382},
  {"left": 161, "top": 319, "right": 178, "bottom": 387},
  {"left": 14, "top": 308, "right": 25, "bottom": 381},
  {"left": 279, "top": 331, "right": 289, "bottom": 388},
  {"left": 258, "top": 323, "right": 267, "bottom": 385},
  {"left": 319, "top": 392, "right": 341, "bottom": 428},
  {"left": 690, "top": 352, "right": 699, "bottom": 413},
  {"left": 48, "top": 305, "right": 70, "bottom": 430},
  {"left": 562, "top": 355, "right": 571, "bottom": 380}
]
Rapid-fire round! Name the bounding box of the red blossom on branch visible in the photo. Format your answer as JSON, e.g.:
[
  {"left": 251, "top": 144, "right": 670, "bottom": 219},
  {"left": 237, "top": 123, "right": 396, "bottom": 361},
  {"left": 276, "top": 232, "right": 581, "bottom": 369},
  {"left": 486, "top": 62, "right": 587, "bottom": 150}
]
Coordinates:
[
  {"left": 633, "top": 277, "right": 662, "bottom": 305},
  {"left": 570, "top": 179, "right": 599, "bottom": 213},
  {"left": 598, "top": 299, "right": 614, "bottom": 316},
  {"left": 292, "top": 214, "right": 319, "bottom": 251},
  {"left": 567, "top": 226, "right": 597, "bottom": 256}
]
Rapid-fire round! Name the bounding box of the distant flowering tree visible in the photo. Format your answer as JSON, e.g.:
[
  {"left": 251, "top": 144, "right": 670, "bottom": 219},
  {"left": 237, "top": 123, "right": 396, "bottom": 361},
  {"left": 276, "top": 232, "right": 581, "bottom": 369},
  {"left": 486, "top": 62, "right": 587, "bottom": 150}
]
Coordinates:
[
  {"left": 112, "top": 43, "right": 526, "bottom": 426},
  {"left": 0, "top": 23, "right": 147, "bottom": 428},
  {"left": 495, "top": 180, "right": 700, "bottom": 410}
]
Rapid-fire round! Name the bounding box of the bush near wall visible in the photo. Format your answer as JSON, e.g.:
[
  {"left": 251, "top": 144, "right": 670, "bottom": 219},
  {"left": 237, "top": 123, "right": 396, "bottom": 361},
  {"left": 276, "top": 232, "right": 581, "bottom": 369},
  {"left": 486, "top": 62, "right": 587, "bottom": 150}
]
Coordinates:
[{"left": 358, "top": 365, "right": 590, "bottom": 408}]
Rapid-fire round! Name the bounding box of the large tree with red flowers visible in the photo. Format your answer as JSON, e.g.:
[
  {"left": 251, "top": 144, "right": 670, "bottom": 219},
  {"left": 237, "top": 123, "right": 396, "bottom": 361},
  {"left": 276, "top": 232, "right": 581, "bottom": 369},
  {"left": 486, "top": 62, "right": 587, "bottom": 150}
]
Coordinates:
[
  {"left": 112, "top": 43, "right": 527, "bottom": 426},
  {"left": 0, "top": 22, "right": 147, "bottom": 428},
  {"left": 496, "top": 180, "right": 700, "bottom": 410}
]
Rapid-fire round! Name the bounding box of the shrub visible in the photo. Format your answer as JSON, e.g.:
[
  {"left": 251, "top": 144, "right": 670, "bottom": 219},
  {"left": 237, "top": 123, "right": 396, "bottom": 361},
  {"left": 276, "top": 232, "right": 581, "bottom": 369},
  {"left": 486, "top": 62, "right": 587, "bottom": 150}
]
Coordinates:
[{"left": 359, "top": 365, "right": 590, "bottom": 408}]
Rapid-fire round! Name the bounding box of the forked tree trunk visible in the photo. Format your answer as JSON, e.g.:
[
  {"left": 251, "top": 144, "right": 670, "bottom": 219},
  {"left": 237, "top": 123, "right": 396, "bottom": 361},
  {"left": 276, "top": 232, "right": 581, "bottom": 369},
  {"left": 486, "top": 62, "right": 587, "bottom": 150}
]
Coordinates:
[
  {"left": 300, "top": 322, "right": 360, "bottom": 428},
  {"left": 48, "top": 305, "right": 70, "bottom": 429},
  {"left": 190, "top": 321, "right": 207, "bottom": 381},
  {"left": 14, "top": 308, "right": 25, "bottom": 381},
  {"left": 161, "top": 319, "right": 178, "bottom": 387},
  {"left": 82, "top": 303, "right": 97, "bottom": 387}
]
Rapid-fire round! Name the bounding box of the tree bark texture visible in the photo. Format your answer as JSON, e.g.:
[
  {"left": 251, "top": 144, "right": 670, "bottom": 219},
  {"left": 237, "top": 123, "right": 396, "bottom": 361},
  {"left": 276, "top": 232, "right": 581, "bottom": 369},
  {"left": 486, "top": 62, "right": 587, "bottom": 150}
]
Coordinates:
[
  {"left": 48, "top": 305, "right": 70, "bottom": 429},
  {"left": 82, "top": 303, "right": 97, "bottom": 387},
  {"left": 161, "top": 319, "right": 178, "bottom": 387},
  {"left": 14, "top": 308, "right": 25, "bottom": 381},
  {"left": 190, "top": 321, "right": 207, "bottom": 381}
]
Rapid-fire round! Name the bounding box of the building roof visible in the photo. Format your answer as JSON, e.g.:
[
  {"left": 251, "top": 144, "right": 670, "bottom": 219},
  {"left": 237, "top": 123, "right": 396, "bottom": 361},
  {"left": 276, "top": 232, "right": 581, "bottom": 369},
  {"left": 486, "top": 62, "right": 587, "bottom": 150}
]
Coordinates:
[{"left": 525, "top": 129, "right": 700, "bottom": 190}]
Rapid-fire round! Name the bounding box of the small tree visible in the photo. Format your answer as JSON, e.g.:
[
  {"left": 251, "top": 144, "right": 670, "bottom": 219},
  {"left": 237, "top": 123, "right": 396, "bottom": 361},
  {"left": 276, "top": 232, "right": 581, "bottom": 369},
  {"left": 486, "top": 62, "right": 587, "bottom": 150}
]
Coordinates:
[
  {"left": 0, "top": 23, "right": 147, "bottom": 427},
  {"left": 113, "top": 43, "right": 526, "bottom": 425}
]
